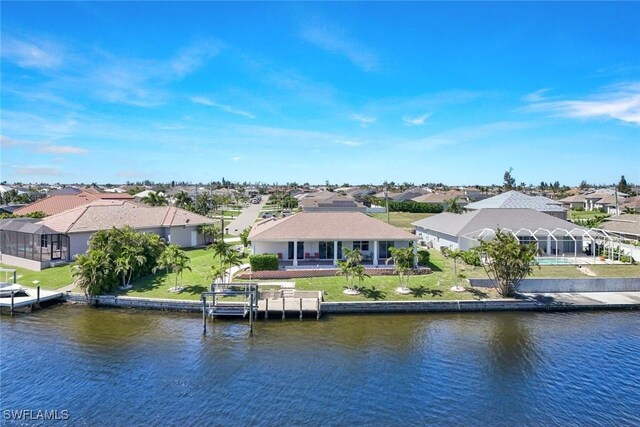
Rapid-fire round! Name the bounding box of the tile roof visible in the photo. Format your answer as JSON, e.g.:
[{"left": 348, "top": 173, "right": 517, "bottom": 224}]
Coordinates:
[
  {"left": 12, "top": 191, "right": 134, "bottom": 216},
  {"left": 0, "top": 218, "right": 59, "bottom": 235},
  {"left": 411, "top": 193, "right": 463, "bottom": 204},
  {"left": 412, "top": 208, "right": 584, "bottom": 237},
  {"left": 39, "top": 201, "right": 215, "bottom": 233},
  {"left": 598, "top": 214, "right": 640, "bottom": 237},
  {"left": 464, "top": 190, "right": 566, "bottom": 212},
  {"left": 249, "top": 211, "right": 418, "bottom": 241}
]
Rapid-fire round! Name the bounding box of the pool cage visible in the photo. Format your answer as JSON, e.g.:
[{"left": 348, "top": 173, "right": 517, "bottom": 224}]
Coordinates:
[
  {"left": 462, "top": 227, "right": 630, "bottom": 265},
  {"left": 0, "top": 219, "right": 70, "bottom": 264}
]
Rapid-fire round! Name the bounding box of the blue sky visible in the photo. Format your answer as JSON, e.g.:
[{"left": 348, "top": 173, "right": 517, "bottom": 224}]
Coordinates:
[{"left": 1, "top": 2, "right": 639, "bottom": 186}]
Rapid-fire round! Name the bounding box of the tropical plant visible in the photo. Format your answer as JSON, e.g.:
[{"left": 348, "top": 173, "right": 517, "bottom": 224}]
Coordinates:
[
  {"left": 174, "top": 191, "right": 192, "bottom": 208},
  {"left": 199, "top": 224, "right": 221, "bottom": 244},
  {"left": 114, "top": 244, "right": 146, "bottom": 288},
  {"left": 386, "top": 246, "right": 414, "bottom": 292},
  {"left": 445, "top": 197, "right": 464, "bottom": 214},
  {"left": 154, "top": 244, "right": 191, "bottom": 290},
  {"left": 73, "top": 249, "right": 116, "bottom": 296},
  {"left": 477, "top": 229, "right": 539, "bottom": 297},
  {"left": 444, "top": 248, "right": 464, "bottom": 288},
  {"left": 141, "top": 191, "right": 168, "bottom": 206},
  {"left": 239, "top": 227, "right": 251, "bottom": 248}
]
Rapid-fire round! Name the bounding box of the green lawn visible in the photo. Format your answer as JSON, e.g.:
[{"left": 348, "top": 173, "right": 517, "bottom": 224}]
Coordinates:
[
  {"left": 118, "top": 247, "right": 248, "bottom": 300},
  {"left": 368, "top": 212, "right": 433, "bottom": 229},
  {"left": 0, "top": 263, "right": 74, "bottom": 290},
  {"left": 568, "top": 210, "right": 609, "bottom": 221}
]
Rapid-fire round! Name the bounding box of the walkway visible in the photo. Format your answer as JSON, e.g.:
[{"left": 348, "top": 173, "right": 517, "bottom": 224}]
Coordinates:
[{"left": 225, "top": 199, "right": 268, "bottom": 236}]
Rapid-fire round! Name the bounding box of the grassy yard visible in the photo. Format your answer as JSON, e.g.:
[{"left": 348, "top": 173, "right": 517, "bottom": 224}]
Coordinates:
[
  {"left": 0, "top": 263, "right": 74, "bottom": 290},
  {"left": 118, "top": 247, "right": 248, "bottom": 300},
  {"left": 369, "top": 212, "right": 433, "bottom": 229},
  {"left": 568, "top": 210, "right": 609, "bottom": 221}
]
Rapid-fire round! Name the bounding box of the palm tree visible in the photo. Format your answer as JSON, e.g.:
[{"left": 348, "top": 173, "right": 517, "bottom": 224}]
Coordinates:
[
  {"left": 445, "top": 248, "right": 464, "bottom": 289},
  {"left": 386, "top": 246, "right": 414, "bottom": 293},
  {"left": 114, "top": 245, "right": 146, "bottom": 288},
  {"left": 174, "top": 191, "right": 192, "bottom": 208},
  {"left": 73, "top": 249, "right": 115, "bottom": 296},
  {"left": 154, "top": 244, "right": 191, "bottom": 291},
  {"left": 445, "top": 197, "right": 464, "bottom": 214},
  {"left": 210, "top": 240, "right": 232, "bottom": 270},
  {"left": 342, "top": 247, "right": 363, "bottom": 266},
  {"left": 141, "top": 191, "right": 168, "bottom": 206},
  {"left": 336, "top": 260, "right": 356, "bottom": 291}
]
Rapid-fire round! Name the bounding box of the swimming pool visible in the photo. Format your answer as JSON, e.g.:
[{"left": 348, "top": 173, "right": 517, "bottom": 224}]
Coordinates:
[{"left": 535, "top": 257, "right": 574, "bottom": 265}]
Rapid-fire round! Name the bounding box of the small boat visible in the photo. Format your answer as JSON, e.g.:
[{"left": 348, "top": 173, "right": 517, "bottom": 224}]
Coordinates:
[{"left": 0, "top": 282, "right": 25, "bottom": 297}]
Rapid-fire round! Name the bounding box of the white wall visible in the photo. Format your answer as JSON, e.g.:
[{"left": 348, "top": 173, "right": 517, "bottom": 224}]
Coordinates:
[
  {"left": 253, "top": 241, "right": 289, "bottom": 258},
  {"left": 415, "top": 227, "right": 460, "bottom": 251}
]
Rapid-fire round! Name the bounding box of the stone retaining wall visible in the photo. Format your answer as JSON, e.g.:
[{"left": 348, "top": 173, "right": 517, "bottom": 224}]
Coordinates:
[
  {"left": 469, "top": 278, "right": 640, "bottom": 293},
  {"left": 66, "top": 293, "right": 203, "bottom": 312}
]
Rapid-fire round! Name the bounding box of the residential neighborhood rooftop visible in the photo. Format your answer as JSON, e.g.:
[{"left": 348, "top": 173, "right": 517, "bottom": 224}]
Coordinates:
[
  {"left": 249, "top": 211, "right": 418, "bottom": 241},
  {"left": 465, "top": 190, "right": 566, "bottom": 212}
]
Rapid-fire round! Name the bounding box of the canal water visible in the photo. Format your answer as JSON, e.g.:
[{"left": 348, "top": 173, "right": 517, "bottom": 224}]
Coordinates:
[{"left": 1, "top": 307, "right": 639, "bottom": 426}]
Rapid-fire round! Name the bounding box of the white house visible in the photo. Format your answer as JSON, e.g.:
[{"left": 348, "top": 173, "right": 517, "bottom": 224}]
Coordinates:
[
  {"left": 412, "top": 208, "right": 586, "bottom": 256},
  {"left": 249, "top": 211, "right": 418, "bottom": 267}
]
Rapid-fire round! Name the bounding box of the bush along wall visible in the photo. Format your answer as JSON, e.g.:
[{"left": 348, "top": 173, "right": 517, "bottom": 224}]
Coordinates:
[{"left": 249, "top": 254, "right": 280, "bottom": 271}]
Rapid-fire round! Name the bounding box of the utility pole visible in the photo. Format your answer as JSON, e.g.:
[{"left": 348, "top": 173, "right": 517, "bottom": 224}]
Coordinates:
[{"left": 384, "top": 181, "right": 390, "bottom": 224}]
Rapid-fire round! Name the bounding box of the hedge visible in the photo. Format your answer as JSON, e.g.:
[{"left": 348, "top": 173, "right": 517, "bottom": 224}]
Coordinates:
[
  {"left": 249, "top": 254, "right": 279, "bottom": 271},
  {"left": 366, "top": 197, "right": 444, "bottom": 214}
]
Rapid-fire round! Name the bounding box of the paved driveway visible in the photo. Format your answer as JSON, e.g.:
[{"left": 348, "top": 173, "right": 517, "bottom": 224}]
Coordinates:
[{"left": 225, "top": 198, "right": 268, "bottom": 235}]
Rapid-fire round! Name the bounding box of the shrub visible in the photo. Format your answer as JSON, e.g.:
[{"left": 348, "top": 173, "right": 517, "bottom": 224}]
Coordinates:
[
  {"left": 573, "top": 206, "right": 584, "bottom": 212},
  {"left": 249, "top": 254, "right": 279, "bottom": 271},
  {"left": 461, "top": 249, "right": 482, "bottom": 266},
  {"left": 417, "top": 250, "right": 430, "bottom": 266}
]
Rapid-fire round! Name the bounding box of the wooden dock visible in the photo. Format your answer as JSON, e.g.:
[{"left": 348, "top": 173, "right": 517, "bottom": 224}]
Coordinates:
[{"left": 0, "top": 287, "right": 64, "bottom": 313}]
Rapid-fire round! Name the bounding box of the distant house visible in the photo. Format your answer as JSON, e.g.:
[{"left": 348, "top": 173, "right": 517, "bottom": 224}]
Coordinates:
[
  {"left": 47, "top": 187, "right": 83, "bottom": 196},
  {"left": 0, "top": 201, "right": 215, "bottom": 271},
  {"left": 464, "top": 190, "right": 567, "bottom": 219},
  {"left": 13, "top": 191, "right": 134, "bottom": 217},
  {"left": 558, "top": 194, "right": 588, "bottom": 210},
  {"left": 412, "top": 208, "right": 585, "bottom": 255},
  {"left": 298, "top": 192, "right": 367, "bottom": 213},
  {"left": 597, "top": 214, "right": 640, "bottom": 241},
  {"left": 411, "top": 193, "right": 467, "bottom": 209},
  {"left": 249, "top": 211, "right": 418, "bottom": 267}
]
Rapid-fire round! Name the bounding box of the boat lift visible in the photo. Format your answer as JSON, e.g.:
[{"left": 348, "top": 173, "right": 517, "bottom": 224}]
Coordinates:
[{"left": 201, "top": 283, "right": 259, "bottom": 333}]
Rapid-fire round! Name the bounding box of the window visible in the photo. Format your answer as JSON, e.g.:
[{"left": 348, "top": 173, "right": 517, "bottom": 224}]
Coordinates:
[
  {"left": 41, "top": 235, "right": 49, "bottom": 248},
  {"left": 378, "top": 241, "right": 395, "bottom": 259},
  {"left": 352, "top": 241, "right": 369, "bottom": 251}
]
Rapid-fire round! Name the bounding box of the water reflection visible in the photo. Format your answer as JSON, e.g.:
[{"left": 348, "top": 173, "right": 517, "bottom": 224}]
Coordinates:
[{"left": 487, "top": 313, "right": 539, "bottom": 375}]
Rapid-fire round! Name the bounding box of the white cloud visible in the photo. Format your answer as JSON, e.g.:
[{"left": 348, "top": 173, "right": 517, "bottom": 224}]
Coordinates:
[
  {"left": 38, "top": 145, "right": 88, "bottom": 154},
  {"left": 191, "top": 96, "right": 256, "bottom": 119},
  {"left": 1, "top": 36, "right": 64, "bottom": 70},
  {"left": 170, "top": 41, "right": 223, "bottom": 79},
  {"left": 11, "top": 166, "right": 64, "bottom": 176},
  {"left": 403, "top": 113, "right": 430, "bottom": 126},
  {"left": 351, "top": 114, "right": 377, "bottom": 127},
  {"left": 522, "top": 88, "right": 551, "bottom": 103},
  {"left": 300, "top": 20, "right": 379, "bottom": 72},
  {"left": 230, "top": 156, "right": 242, "bottom": 161},
  {"left": 334, "top": 139, "right": 363, "bottom": 147},
  {"left": 525, "top": 83, "right": 640, "bottom": 125},
  {"left": 1, "top": 135, "right": 88, "bottom": 155}
]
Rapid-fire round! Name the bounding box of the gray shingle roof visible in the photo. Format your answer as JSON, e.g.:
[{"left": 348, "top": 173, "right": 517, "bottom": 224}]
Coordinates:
[
  {"left": 412, "top": 208, "right": 584, "bottom": 237},
  {"left": 465, "top": 191, "right": 565, "bottom": 212}
]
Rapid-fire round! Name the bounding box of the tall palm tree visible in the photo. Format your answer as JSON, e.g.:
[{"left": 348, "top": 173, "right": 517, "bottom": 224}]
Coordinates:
[
  {"left": 73, "top": 249, "right": 114, "bottom": 296},
  {"left": 114, "top": 245, "right": 146, "bottom": 288},
  {"left": 386, "top": 246, "right": 414, "bottom": 292},
  {"left": 141, "top": 191, "right": 168, "bottom": 206},
  {"left": 445, "top": 249, "right": 464, "bottom": 288},
  {"left": 174, "top": 191, "right": 192, "bottom": 208},
  {"left": 154, "top": 244, "right": 191, "bottom": 290}
]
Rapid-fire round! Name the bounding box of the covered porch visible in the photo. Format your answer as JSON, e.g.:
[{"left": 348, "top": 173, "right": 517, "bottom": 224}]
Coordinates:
[
  {"left": 0, "top": 218, "right": 70, "bottom": 271},
  {"left": 252, "top": 239, "right": 416, "bottom": 267}
]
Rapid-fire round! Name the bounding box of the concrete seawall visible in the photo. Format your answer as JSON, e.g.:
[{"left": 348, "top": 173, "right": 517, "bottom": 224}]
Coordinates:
[
  {"left": 469, "top": 278, "right": 640, "bottom": 293},
  {"left": 66, "top": 293, "right": 203, "bottom": 312}
]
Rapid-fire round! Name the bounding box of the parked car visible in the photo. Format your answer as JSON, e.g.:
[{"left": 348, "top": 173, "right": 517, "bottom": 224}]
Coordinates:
[{"left": 262, "top": 212, "right": 273, "bottom": 219}]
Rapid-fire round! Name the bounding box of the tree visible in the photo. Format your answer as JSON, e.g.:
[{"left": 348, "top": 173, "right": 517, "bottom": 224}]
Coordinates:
[
  {"left": 336, "top": 248, "right": 366, "bottom": 293},
  {"left": 477, "top": 229, "right": 539, "bottom": 297},
  {"left": 210, "top": 239, "right": 232, "bottom": 270},
  {"left": 174, "top": 191, "right": 192, "bottom": 208},
  {"left": 141, "top": 191, "right": 168, "bottom": 206},
  {"left": 579, "top": 180, "right": 589, "bottom": 191},
  {"left": 73, "top": 249, "right": 115, "bottom": 297},
  {"left": 199, "top": 224, "right": 221, "bottom": 245},
  {"left": 239, "top": 227, "right": 251, "bottom": 248},
  {"left": 154, "top": 244, "right": 191, "bottom": 291},
  {"left": 386, "top": 246, "right": 414, "bottom": 293},
  {"left": 114, "top": 245, "right": 146, "bottom": 289},
  {"left": 443, "top": 248, "right": 464, "bottom": 289},
  {"left": 617, "top": 175, "right": 631, "bottom": 194},
  {"left": 445, "top": 197, "right": 464, "bottom": 214},
  {"left": 503, "top": 168, "right": 515, "bottom": 190}
]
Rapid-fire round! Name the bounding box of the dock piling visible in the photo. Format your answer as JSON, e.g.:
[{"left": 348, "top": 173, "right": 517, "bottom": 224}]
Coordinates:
[
  {"left": 10, "top": 291, "right": 15, "bottom": 315},
  {"left": 299, "top": 297, "right": 303, "bottom": 321},
  {"left": 317, "top": 297, "right": 321, "bottom": 320},
  {"left": 36, "top": 286, "right": 41, "bottom": 307},
  {"left": 282, "top": 296, "right": 285, "bottom": 320},
  {"left": 265, "top": 298, "right": 269, "bottom": 319},
  {"left": 202, "top": 295, "right": 207, "bottom": 334}
]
